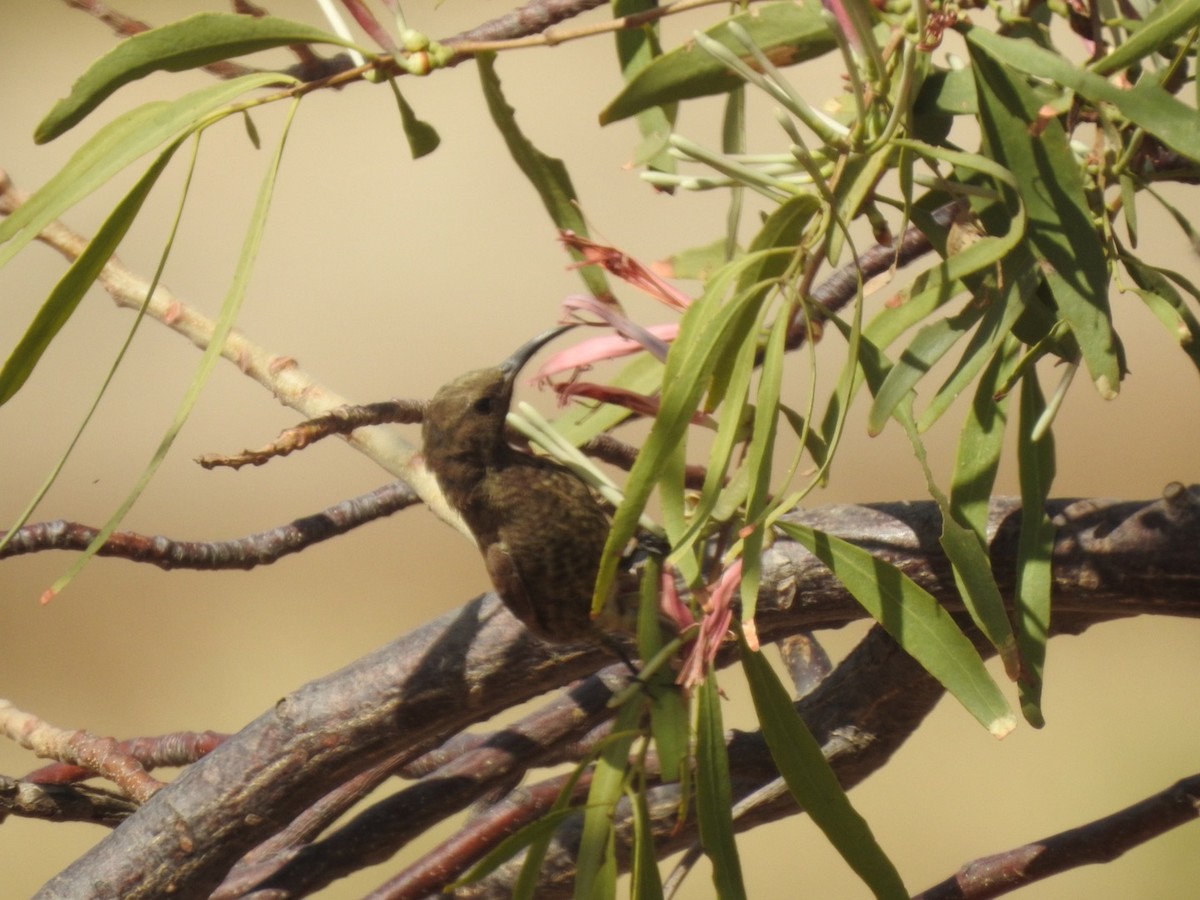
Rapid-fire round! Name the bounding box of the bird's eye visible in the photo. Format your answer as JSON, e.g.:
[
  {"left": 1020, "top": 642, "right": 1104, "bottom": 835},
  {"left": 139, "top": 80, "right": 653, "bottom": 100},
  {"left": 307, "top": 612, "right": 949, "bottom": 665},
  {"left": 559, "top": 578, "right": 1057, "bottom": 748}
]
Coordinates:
[{"left": 472, "top": 396, "right": 492, "bottom": 414}]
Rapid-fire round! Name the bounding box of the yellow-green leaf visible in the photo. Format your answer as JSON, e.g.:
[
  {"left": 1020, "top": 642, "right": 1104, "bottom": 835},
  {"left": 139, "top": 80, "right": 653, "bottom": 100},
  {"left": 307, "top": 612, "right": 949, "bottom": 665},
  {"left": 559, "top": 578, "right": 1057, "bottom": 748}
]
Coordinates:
[
  {"left": 774, "top": 519, "right": 1014, "bottom": 735},
  {"left": 696, "top": 673, "right": 746, "bottom": 900},
  {"left": 741, "top": 638, "right": 907, "bottom": 898},
  {"left": 601, "top": 2, "right": 835, "bottom": 124},
  {"left": 1, "top": 73, "right": 291, "bottom": 268},
  {"left": 478, "top": 53, "right": 609, "bottom": 299},
  {"left": 37, "top": 13, "right": 355, "bottom": 142}
]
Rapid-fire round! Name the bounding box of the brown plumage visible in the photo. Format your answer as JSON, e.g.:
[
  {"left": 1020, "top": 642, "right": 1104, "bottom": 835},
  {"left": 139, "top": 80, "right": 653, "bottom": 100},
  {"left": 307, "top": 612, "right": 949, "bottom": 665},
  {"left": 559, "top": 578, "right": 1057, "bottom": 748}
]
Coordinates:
[{"left": 421, "top": 327, "right": 629, "bottom": 648}]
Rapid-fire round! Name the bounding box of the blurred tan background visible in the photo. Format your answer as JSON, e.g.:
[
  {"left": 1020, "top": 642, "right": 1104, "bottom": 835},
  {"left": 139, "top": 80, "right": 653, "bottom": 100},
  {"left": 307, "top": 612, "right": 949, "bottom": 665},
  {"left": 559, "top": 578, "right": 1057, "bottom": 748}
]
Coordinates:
[{"left": 2, "top": 1, "right": 1199, "bottom": 896}]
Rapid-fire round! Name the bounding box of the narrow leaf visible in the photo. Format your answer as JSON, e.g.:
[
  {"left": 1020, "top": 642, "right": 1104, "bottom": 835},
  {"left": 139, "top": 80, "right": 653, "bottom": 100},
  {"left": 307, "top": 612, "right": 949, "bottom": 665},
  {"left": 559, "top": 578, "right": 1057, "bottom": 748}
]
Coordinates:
[
  {"left": 0, "top": 142, "right": 181, "bottom": 407},
  {"left": 601, "top": 2, "right": 835, "bottom": 124},
  {"left": 948, "top": 341, "right": 1015, "bottom": 537},
  {"left": 477, "top": 53, "right": 609, "bottom": 299},
  {"left": 456, "top": 807, "right": 580, "bottom": 889},
  {"left": 868, "top": 300, "right": 987, "bottom": 435},
  {"left": 1090, "top": 0, "right": 1200, "bottom": 76},
  {"left": 1, "top": 73, "right": 292, "bottom": 267},
  {"left": 38, "top": 13, "right": 356, "bottom": 142},
  {"left": 638, "top": 557, "right": 689, "bottom": 784},
  {"left": 387, "top": 78, "right": 441, "bottom": 158},
  {"left": 575, "top": 700, "right": 642, "bottom": 900},
  {"left": 1122, "top": 253, "right": 1200, "bottom": 377},
  {"left": 741, "top": 639, "right": 907, "bottom": 898},
  {"left": 740, "top": 306, "right": 790, "bottom": 625},
  {"left": 629, "top": 784, "right": 666, "bottom": 900},
  {"left": 594, "top": 258, "right": 768, "bottom": 608},
  {"left": 613, "top": 0, "right": 675, "bottom": 176},
  {"left": 775, "top": 520, "right": 1014, "bottom": 735},
  {"left": 965, "top": 26, "right": 1200, "bottom": 161},
  {"left": 968, "top": 31, "right": 1121, "bottom": 398},
  {"left": 1015, "top": 369, "right": 1055, "bottom": 726},
  {"left": 44, "top": 101, "right": 301, "bottom": 601},
  {"left": 696, "top": 674, "right": 746, "bottom": 900}
]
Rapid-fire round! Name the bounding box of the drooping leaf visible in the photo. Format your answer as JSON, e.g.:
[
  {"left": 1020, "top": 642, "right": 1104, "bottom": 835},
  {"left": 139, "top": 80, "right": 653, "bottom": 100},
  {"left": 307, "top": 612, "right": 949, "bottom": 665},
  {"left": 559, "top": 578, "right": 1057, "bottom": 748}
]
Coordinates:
[
  {"left": 613, "top": 0, "right": 676, "bottom": 176},
  {"left": 741, "top": 638, "right": 907, "bottom": 898},
  {"left": 43, "top": 100, "right": 302, "bottom": 601},
  {"left": 774, "top": 520, "right": 1015, "bottom": 735},
  {"left": 575, "top": 700, "right": 642, "bottom": 900},
  {"left": 948, "top": 341, "right": 1016, "bottom": 539},
  {"left": 1, "top": 73, "right": 292, "bottom": 268},
  {"left": 1122, "top": 253, "right": 1200, "bottom": 378},
  {"left": 0, "top": 141, "right": 182, "bottom": 407},
  {"left": 1015, "top": 368, "right": 1056, "bottom": 726},
  {"left": 868, "top": 298, "right": 988, "bottom": 435},
  {"left": 968, "top": 30, "right": 1121, "bottom": 399},
  {"left": 477, "top": 53, "right": 609, "bottom": 299},
  {"left": 628, "top": 783, "right": 666, "bottom": 900},
  {"left": 915, "top": 255, "right": 1039, "bottom": 432},
  {"left": 1089, "top": 0, "right": 1200, "bottom": 76},
  {"left": 593, "top": 255, "right": 773, "bottom": 608},
  {"left": 965, "top": 26, "right": 1200, "bottom": 161},
  {"left": 387, "top": 78, "right": 441, "bottom": 158},
  {"left": 601, "top": 2, "right": 835, "bottom": 124},
  {"left": 739, "top": 306, "right": 790, "bottom": 626},
  {"left": 696, "top": 673, "right": 747, "bottom": 900},
  {"left": 37, "top": 13, "right": 355, "bottom": 142}
]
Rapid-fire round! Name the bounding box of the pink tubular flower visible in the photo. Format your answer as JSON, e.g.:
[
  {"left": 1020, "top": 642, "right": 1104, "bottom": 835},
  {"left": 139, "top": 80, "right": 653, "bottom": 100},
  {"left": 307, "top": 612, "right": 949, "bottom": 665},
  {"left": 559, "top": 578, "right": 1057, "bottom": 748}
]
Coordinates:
[{"left": 677, "top": 559, "right": 743, "bottom": 690}]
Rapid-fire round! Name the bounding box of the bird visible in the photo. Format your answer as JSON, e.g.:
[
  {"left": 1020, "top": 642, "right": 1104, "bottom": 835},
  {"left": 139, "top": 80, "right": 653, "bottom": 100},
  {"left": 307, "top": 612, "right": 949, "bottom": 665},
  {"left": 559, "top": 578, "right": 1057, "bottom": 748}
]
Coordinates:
[{"left": 421, "top": 326, "right": 639, "bottom": 658}]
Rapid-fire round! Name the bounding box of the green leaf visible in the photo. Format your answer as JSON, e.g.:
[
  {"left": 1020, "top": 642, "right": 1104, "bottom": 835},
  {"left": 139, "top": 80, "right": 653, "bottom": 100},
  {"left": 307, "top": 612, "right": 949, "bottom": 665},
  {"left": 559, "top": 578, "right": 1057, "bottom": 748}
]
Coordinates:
[
  {"left": 0, "top": 141, "right": 181, "bottom": 407},
  {"left": 601, "top": 2, "right": 835, "bottom": 124},
  {"left": 575, "top": 700, "right": 643, "bottom": 900},
  {"left": 0, "top": 139, "right": 202, "bottom": 559},
  {"left": 868, "top": 299, "right": 987, "bottom": 435},
  {"left": 613, "top": 0, "right": 676, "bottom": 176},
  {"left": 457, "top": 807, "right": 580, "bottom": 889},
  {"left": 43, "top": 100, "right": 302, "bottom": 601},
  {"left": 37, "top": 13, "right": 356, "bottom": 142},
  {"left": 964, "top": 26, "right": 1200, "bottom": 161},
  {"left": 1, "top": 73, "right": 291, "bottom": 268},
  {"left": 740, "top": 306, "right": 790, "bottom": 625},
  {"left": 658, "top": 238, "right": 732, "bottom": 280},
  {"left": 638, "top": 558, "right": 689, "bottom": 785},
  {"left": 1090, "top": 0, "right": 1200, "bottom": 76},
  {"left": 593, "top": 255, "right": 772, "bottom": 607},
  {"left": 1121, "top": 254, "right": 1200, "bottom": 377},
  {"left": 628, "top": 784, "right": 666, "bottom": 900},
  {"left": 948, "top": 342, "right": 1015, "bottom": 538},
  {"left": 775, "top": 519, "right": 1014, "bottom": 735},
  {"left": 664, "top": 310, "right": 756, "bottom": 563},
  {"left": 477, "top": 53, "right": 609, "bottom": 299},
  {"left": 696, "top": 674, "right": 747, "bottom": 900},
  {"left": 740, "top": 638, "right": 907, "bottom": 898},
  {"left": 891, "top": 390, "right": 1021, "bottom": 683},
  {"left": 968, "top": 30, "right": 1121, "bottom": 399},
  {"left": 915, "top": 257, "right": 1038, "bottom": 432},
  {"left": 1015, "top": 369, "right": 1055, "bottom": 727},
  {"left": 387, "top": 78, "right": 441, "bottom": 159}
]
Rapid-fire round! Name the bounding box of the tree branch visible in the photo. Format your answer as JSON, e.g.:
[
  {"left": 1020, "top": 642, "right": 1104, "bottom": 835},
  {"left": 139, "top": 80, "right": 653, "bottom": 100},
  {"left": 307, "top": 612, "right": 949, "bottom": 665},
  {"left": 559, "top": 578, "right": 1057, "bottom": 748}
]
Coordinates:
[
  {"left": 29, "top": 490, "right": 1200, "bottom": 898},
  {"left": 1, "top": 482, "right": 420, "bottom": 571},
  {"left": 913, "top": 773, "right": 1200, "bottom": 900}
]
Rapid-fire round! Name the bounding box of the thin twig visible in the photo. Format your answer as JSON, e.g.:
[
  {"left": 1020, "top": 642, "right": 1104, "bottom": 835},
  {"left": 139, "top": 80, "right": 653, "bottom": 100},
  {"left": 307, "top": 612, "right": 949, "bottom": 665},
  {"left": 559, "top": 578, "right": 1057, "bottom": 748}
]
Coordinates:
[
  {"left": 0, "top": 700, "right": 162, "bottom": 804},
  {"left": 0, "top": 776, "right": 138, "bottom": 828},
  {"left": 0, "top": 482, "right": 420, "bottom": 571}
]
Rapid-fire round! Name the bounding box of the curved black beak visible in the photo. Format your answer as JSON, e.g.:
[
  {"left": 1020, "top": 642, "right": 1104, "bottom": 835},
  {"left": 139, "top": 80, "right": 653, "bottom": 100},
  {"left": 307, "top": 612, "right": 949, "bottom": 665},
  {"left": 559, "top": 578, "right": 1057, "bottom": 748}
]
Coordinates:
[{"left": 499, "top": 324, "right": 575, "bottom": 383}]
